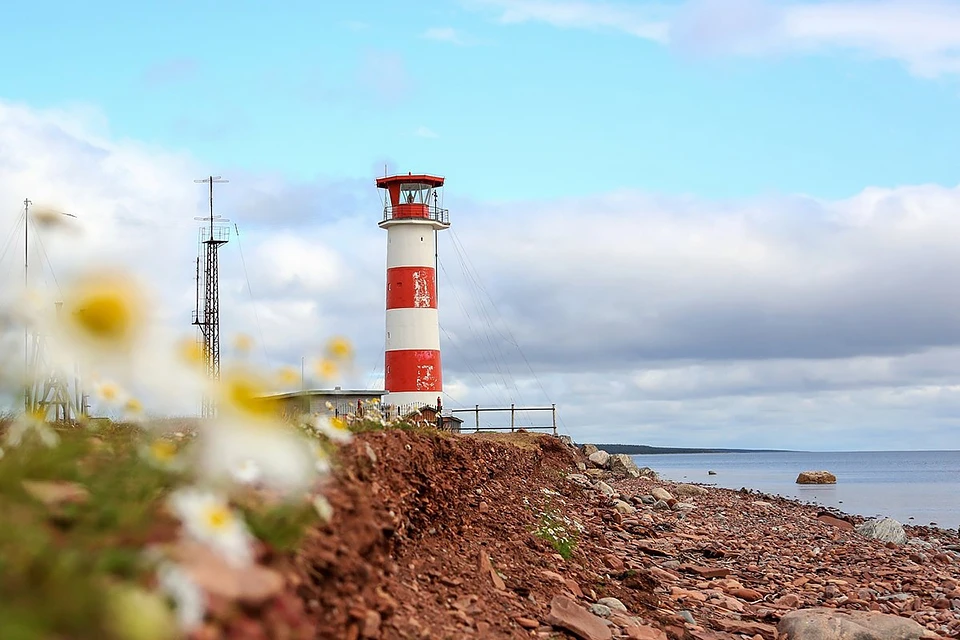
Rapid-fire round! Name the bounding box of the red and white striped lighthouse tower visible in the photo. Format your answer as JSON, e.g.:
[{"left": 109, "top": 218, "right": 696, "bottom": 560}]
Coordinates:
[{"left": 377, "top": 173, "right": 450, "bottom": 410}]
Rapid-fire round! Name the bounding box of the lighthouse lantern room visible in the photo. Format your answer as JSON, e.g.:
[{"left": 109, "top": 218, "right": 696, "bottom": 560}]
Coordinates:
[{"left": 377, "top": 173, "right": 450, "bottom": 411}]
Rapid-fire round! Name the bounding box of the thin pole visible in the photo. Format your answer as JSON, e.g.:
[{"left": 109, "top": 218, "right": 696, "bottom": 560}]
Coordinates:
[
  {"left": 23, "top": 198, "right": 31, "bottom": 413},
  {"left": 552, "top": 403, "right": 557, "bottom": 436},
  {"left": 511, "top": 403, "right": 515, "bottom": 432},
  {"left": 475, "top": 404, "right": 480, "bottom": 432}
]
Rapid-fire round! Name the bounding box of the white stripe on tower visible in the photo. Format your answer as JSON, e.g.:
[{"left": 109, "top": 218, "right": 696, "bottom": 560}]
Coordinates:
[{"left": 377, "top": 174, "right": 450, "bottom": 410}]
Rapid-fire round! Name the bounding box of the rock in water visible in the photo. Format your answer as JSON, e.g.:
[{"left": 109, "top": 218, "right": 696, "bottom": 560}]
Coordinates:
[
  {"left": 608, "top": 453, "right": 641, "bottom": 477},
  {"left": 796, "top": 471, "right": 837, "bottom": 484},
  {"left": 856, "top": 517, "right": 908, "bottom": 545},
  {"left": 588, "top": 450, "right": 611, "bottom": 469},
  {"left": 778, "top": 607, "right": 937, "bottom": 640}
]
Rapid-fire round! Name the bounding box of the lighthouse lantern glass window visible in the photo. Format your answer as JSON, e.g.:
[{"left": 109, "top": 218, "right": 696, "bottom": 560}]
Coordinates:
[{"left": 400, "top": 183, "right": 433, "bottom": 205}]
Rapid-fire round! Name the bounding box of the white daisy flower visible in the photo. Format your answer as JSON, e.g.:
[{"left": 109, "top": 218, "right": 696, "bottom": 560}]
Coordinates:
[
  {"left": 5, "top": 410, "right": 59, "bottom": 448},
  {"left": 231, "top": 459, "right": 261, "bottom": 486},
  {"left": 197, "top": 422, "right": 317, "bottom": 497},
  {"left": 167, "top": 487, "right": 253, "bottom": 567},
  {"left": 312, "top": 495, "right": 334, "bottom": 523},
  {"left": 156, "top": 562, "right": 206, "bottom": 632},
  {"left": 314, "top": 415, "right": 352, "bottom": 443}
]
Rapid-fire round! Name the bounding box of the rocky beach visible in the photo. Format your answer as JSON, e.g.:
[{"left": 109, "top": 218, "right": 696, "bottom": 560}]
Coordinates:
[{"left": 265, "top": 431, "right": 960, "bottom": 639}]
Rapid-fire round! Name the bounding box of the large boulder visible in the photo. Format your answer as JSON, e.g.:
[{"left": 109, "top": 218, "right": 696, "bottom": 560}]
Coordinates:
[
  {"left": 608, "top": 453, "right": 641, "bottom": 477},
  {"left": 856, "top": 517, "right": 907, "bottom": 545},
  {"left": 651, "top": 487, "right": 674, "bottom": 502},
  {"left": 674, "top": 483, "right": 708, "bottom": 497},
  {"left": 778, "top": 607, "right": 937, "bottom": 640},
  {"left": 580, "top": 444, "right": 599, "bottom": 457},
  {"left": 796, "top": 471, "right": 837, "bottom": 484},
  {"left": 588, "top": 450, "right": 611, "bottom": 469}
]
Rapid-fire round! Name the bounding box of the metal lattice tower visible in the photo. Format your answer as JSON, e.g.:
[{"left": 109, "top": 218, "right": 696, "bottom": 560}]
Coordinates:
[{"left": 192, "top": 176, "right": 230, "bottom": 418}]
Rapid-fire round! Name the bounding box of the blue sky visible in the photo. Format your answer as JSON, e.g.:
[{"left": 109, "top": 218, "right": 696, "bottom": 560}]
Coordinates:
[
  {"left": 3, "top": 0, "right": 960, "bottom": 202},
  {"left": 4, "top": 0, "right": 960, "bottom": 449}
]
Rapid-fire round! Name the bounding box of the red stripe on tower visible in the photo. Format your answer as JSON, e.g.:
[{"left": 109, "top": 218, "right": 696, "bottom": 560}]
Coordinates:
[
  {"left": 386, "top": 266, "right": 436, "bottom": 309},
  {"left": 377, "top": 173, "right": 450, "bottom": 409},
  {"left": 384, "top": 350, "right": 442, "bottom": 392}
]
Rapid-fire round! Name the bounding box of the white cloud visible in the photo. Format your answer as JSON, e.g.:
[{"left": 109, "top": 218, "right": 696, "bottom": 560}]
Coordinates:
[
  {"left": 6, "top": 99, "right": 960, "bottom": 449},
  {"left": 422, "top": 27, "right": 469, "bottom": 45},
  {"left": 414, "top": 125, "right": 439, "bottom": 138},
  {"left": 472, "top": 0, "right": 960, "bottom": 77}
]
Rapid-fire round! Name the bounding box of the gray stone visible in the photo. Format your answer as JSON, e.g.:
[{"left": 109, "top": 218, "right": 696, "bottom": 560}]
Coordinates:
[
  {"left": 653, "top": 500, "right": 670, "bottom": 511},
  {"left": 637, "top": 466, "right": 657, "bottom": 479},
  {"left": 674, "top": 483, "right": 708, "bottom": 497},
  {"left": 596, "top": 597, "right": 627, "bottom": 613},
  {"left": 651, "top": 487, "right": 674, "bottom": 502},
  {"left": 778, "top": 607, "right": 937, "bottom": 640},
  {"left": 580, "top": 443, "right": 599, "bottom": 457},
  {"left": 679, "top": 611, "right": 695, "bottom": 625},
  {"left": 558, "top": 435, "right": 573, "bottom": 447},
  {"left": 856, "top": 517, "right": 908, "bottom": 545},
  {"left": 608, "top": 454, "right": 640, "bottom": 477},
  {"left": 567, "top": 473, "right": 591, "bottom": 487},
  {"left": 588, "top": 603, "right": 612, "bottom": 618},
  {"left": 639, "top": 495, "right": 656, "bottom": 505},
  {"left": 613, "top": 500, "right": 636, "bottom": 515},
  {"left": 576, "top": 462, "right": 587, "bottom": 471},
  {"left": 597, "top": 481, "right": 616, "bottom": 497},
  {"left": 588, "top": 450, "right": 611, "bottom": 468}
]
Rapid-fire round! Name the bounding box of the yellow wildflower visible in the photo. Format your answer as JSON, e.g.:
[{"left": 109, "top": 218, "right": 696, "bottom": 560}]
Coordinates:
[
  {"left": 325, "top": 336, "right": 353, "bottom": 361},
  {"left": 61, "top": 271, "right": 145, "bottom": 351}
]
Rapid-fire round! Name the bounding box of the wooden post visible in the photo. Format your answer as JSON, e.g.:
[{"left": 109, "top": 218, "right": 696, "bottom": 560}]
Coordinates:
[
  {"left": 475, "top": 404, "right": 480, "bottom": 432},
  {"left": 552, "top": 404, "right": 557, "bottom": 435},
  {"left": 510, "top": 403, "right": 515, "bottom": 432}
]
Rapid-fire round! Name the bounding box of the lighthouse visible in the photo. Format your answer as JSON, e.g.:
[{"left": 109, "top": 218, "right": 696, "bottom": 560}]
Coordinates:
[{"left": 377, "top": 173, "right": 450, "bottom": 411}]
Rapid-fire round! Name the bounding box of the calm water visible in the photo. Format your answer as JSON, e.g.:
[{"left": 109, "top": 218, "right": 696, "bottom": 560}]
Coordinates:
[{"left": 631, "top": 450, "right": 960, "bottom": 531}]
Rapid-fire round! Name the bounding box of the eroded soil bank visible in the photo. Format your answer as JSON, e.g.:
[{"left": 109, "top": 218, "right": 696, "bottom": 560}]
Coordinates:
[{"left": 289, "top": 431, "right": 959, "bottom": 639}]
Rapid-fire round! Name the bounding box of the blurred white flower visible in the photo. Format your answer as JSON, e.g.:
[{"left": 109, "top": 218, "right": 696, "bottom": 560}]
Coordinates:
[
  {"left": 168, "top": 487, "right": 253, "bottom": 567},
  {"left": 231, "top": 459, "right": 261, "bottom": 486},
  {"left": 5, "top": 410, "right": 59, "bottom": 448},
  {"left": 156, "top": 561, "right": 205, "bottom": 632},
  {"left": 314, "top": 415, "right": 352, "bottom": 443},
  {"left": 197, "top": 420, "right": 317, "bottom": 497}
]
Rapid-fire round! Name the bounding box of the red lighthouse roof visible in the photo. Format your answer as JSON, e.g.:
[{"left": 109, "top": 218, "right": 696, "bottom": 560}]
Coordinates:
[{"left": 376, "top": 173, "right": 445, "bottom": 189}]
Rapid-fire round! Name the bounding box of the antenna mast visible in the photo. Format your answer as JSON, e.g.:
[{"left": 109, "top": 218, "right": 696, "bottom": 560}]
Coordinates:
[
  {"left": 23, "top": 198, "right": 31, "bottom": 412},
  {"left": 192, "top": 176, "right": 230, "bottom": 419}
]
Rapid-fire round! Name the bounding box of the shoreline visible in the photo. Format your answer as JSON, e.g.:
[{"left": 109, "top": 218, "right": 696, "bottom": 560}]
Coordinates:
[{"left": 294, "top": 432, "right": 958, "bottom": 638}]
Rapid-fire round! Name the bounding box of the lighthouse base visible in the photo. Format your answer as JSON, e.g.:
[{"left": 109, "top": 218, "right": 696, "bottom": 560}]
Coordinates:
[{"left": 384, "top": 391, "right": 442, "bottom": 416}]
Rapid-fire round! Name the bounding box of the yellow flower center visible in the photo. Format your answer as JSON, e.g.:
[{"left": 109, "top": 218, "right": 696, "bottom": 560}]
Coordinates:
[
  {"left": 315, "top": 359, "right": 338, "bottom": 380},
  {"left": 125, "top": 398, "right": 143, "bottom": 413},
  {"left": 325, "top": 337, "right": 353, "bottom": 360},
  {"left": 177, "top": 339, "right": 205, "bottom": 366},
  {"left": 73, "top": 293, "right": 132, "bottom": 342},
  {"left": 149, "top": 440, "right": 177, "bottom": 462},
  {"left": 98, "top": 383, "right": 120, "bottom": 402},
  {"left": 331, "top": 417, "right": 348, "bottom": 432},
  {"left": 277, "top": 366, "right": 299, "bottom": 386},
  {"left": 234, "top": 333, "right": 254, "bottom": 354},
  {"left": 203, "top": 505, "right": 232, "bottom": 531}
]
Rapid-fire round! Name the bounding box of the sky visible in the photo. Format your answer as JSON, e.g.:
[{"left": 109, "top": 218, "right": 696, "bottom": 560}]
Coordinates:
[{"left": 1, "top": 0, "right": 960, "bottom": 450}]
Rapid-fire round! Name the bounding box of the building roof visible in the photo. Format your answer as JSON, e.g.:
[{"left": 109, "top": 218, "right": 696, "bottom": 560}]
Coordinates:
[{"left": 258, "top": 388, "right": 385, "bottom": 401}]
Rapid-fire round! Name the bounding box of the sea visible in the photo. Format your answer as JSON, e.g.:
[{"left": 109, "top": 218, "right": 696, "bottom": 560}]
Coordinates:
[{"left": 630, "top": 450, "right": 960, "bottom": 532}]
